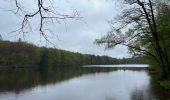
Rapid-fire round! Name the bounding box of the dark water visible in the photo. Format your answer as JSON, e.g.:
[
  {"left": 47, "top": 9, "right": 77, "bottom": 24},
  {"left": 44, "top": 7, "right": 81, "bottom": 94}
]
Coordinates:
[{"left": 0, "top": 65, "right": 169, "bottom": 100}]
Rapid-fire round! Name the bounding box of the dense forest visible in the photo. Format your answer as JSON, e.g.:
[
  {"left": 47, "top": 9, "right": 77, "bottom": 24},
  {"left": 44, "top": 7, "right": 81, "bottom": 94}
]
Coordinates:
[{"left": 0, "top": 39, "right": 144, "bottom": 70}]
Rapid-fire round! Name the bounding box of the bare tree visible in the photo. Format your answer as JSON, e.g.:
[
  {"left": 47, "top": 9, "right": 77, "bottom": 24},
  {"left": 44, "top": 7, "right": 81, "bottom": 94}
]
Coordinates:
[{"left": 8, "top": 0, "right": 81, "bottom": 41}]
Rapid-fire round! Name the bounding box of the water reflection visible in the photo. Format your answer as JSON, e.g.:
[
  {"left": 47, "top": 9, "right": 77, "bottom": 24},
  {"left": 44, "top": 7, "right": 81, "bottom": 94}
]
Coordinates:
[
  {"left": 0, "top": 67, "right": 118, "bottom": 92},
  {"left": 131, "top": 87, "right": 156, "bottom": 100},
  {"left": 0, "top": 66, "right": 167, "bottom": 100}
]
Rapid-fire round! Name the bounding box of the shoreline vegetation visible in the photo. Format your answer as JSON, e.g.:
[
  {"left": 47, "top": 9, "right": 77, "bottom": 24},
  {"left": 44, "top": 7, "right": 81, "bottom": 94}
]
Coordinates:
[
  {"left": 94, "top": 1, "right": 170, "bottom": 91},
  {"left": 0, "top": 40, "right": 145, "bottom": 69},
  {"left": 0, "top": 40, "right": 170, "bottom": 91},
  {"left": 149, "top": 68, "right": 170, "bottom": 90},
  {"left": 0, "top": 0, "right": 170, "bottom": 99}
]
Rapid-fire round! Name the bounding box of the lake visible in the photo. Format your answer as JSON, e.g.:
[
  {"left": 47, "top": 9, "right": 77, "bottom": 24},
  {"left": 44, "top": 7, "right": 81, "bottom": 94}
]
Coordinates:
[{"left": 0, "top": 64, "right": 169, "bottom": 100}]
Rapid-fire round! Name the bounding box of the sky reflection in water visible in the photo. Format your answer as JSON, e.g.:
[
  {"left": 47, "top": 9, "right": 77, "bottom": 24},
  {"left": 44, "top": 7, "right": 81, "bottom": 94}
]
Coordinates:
[{"left": 0, "top": 69, "right": 156, "bottom": 100}]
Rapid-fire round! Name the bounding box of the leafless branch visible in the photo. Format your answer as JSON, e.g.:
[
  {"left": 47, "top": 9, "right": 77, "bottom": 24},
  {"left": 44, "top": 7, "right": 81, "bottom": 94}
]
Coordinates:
[{"left": 8, "top": 0, "right": 81, "bottom": 43}]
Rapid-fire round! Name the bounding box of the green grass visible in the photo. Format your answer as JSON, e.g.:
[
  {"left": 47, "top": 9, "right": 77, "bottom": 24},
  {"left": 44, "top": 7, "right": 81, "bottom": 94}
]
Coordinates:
[{"left": 159, "top": 80, "right": 170, "bottom": 89}]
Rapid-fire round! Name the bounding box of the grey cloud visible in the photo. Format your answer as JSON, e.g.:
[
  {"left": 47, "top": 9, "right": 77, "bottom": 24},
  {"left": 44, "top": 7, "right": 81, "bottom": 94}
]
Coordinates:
[{"left": 0, "top": 0, "right": 130, "bottom": 58}]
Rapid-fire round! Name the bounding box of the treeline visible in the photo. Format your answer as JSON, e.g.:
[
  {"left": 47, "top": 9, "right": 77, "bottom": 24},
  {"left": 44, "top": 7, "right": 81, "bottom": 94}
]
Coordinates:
[
  {"left": 0, "top": 40, "right": 112, "bottom": 69},
  {"left": 118, "top": 57, "right": 146, "bottom": 64},
  {"left": 0, "top": 40, "right": 145, "bottom": 70}
]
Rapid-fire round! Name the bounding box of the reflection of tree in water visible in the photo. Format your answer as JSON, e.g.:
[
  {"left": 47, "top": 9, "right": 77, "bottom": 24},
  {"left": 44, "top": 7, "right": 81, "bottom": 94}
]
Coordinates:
[
  {"left": 131, "top": 87, "right": 156, "bottom": 100},
  {"left": 106, "top": 96, "right": 115, "bottom": 100},
  {"left": 131, "top": 89, "right": 144, "bottom": 100},
  {"left": 149, "top": 76, "right": 170, "bottom": 100},
  {"left": 0, "top": 67, "right": 115, "bottom": 93}
]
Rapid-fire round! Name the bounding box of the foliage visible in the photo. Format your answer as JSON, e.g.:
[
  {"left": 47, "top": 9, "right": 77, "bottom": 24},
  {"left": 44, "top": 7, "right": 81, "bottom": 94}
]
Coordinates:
[
  {"left": 118, "top": 57, "right": 146, "bottom": 64},
  {"left": 159, "top": 80, "right": 170, "bottom": 89},
  {"left": 95, "top": 0, "right": 170, "bottom": 79},
  {"left": 0, "top": 40, "right": 144, "bottom": 70}
]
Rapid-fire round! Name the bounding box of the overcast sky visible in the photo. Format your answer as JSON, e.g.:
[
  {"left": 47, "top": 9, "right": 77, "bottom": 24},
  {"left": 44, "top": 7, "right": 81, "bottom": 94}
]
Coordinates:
[{"left": 0, "top": 0, "right": 130, "bottom": 58}]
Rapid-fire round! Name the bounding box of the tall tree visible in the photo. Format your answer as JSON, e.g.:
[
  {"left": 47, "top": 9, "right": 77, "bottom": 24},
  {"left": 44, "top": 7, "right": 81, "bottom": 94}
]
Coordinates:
[{"left": 95, "top": 0, "right": 170, "bottom": 78}]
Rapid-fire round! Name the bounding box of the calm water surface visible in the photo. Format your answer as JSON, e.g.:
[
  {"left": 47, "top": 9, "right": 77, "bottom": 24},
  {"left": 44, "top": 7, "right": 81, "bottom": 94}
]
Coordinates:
[{"left": 0, "top": 65, "right": 168, "bottom": 100}]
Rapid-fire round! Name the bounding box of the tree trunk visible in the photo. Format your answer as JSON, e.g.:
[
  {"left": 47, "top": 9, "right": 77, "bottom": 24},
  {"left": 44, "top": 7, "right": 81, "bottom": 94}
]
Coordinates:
[{"left": 137, "top": 0, "right": 169, "bottom": 79}]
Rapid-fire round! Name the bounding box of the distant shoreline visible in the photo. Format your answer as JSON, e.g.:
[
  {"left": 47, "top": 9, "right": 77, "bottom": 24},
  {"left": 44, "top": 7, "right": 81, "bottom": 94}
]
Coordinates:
[{"left": 83, "top": 64, "right": 149, "bottom": 68}]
